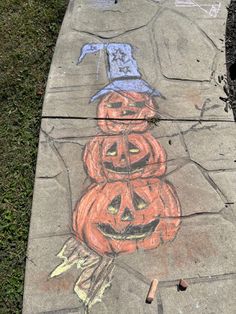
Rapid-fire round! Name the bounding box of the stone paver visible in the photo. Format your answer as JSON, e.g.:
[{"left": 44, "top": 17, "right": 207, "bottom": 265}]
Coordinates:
[
  {"left": 116, "top": 215, "right": 236, "bottom": 281},
  {"left": 71, "top": 0, "right": 159, "bottom": 38},
  {"left": 23, "top": 0, "right": 236, "bottom": 313},
  {"left": 23, "top": 236, "right": 81, "bottom": 314},
  {"left": 154, "top": 10, "right": 216, "bottom": 81},
  {"left": 42, "top": 0, "right": 233, "bottom": 121},
  {"left": 160, "top": 278, "right": 236, "bottom": 314}
]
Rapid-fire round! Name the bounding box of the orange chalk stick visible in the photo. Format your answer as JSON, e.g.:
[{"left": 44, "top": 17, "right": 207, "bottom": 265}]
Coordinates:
[{"left": 146, "top": 279, "right": 158, "bottom": 303}]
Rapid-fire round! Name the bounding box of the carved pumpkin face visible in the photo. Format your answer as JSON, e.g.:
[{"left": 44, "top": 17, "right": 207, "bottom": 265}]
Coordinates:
[
  {"left": 97, "top": 91, "right": 157, "bottom": 134},
  {"left": 84, "top": 132, "right": 166, "bottom": 182},
  {"left": 73, "top": 178, "right": 181, "bottom": 256}
]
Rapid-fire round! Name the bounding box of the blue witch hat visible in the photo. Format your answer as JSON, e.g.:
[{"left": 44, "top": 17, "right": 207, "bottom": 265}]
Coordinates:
[{"left": 78, "top": 43, "right": 161, "bottom": 102}]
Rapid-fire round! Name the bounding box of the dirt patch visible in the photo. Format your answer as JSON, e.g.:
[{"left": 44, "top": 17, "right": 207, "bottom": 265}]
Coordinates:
[{"left": 226, "top": 0, "right": 236, "bottom": 120}]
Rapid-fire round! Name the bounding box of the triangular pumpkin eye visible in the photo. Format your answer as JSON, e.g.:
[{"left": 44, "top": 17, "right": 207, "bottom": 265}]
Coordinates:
[
  {"left": 133, "top": 192, "right": 148, "bottom": 210},
  {"left": 107, "top": 102, "right": 122, "bottom": 108},
  {"left": 129, "top": 101, "right": 145, "bottom": 108},
  {"left": 107, "top": 195, "right": 121, "bottom": 215},
  {"left": 128, "top": 142, "right": 140, "bottom": 154},
  {"left": 135, "top": 101, "right": 145, "bottom": 108},
  {"left": 106, "top": 143, "right": 117, "bottom": 156}
]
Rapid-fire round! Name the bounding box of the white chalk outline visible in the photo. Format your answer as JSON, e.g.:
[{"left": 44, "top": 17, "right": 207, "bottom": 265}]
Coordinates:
[{"left": 175, "top": 0, "right": 221, "bottom": 17}]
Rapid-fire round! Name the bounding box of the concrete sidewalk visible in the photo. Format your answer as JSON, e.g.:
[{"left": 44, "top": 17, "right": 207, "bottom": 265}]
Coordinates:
[{"left": 23, "top": 1, "right": 236, "bottom": 313}]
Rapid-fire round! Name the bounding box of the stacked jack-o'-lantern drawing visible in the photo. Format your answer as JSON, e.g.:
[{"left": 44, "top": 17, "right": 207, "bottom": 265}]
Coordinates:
[
  {"left": 74, "top": 43, "right": 181, "bottom": 255},
  {"left": 51, "top": 43, "right": 181, "bottom": 308}
]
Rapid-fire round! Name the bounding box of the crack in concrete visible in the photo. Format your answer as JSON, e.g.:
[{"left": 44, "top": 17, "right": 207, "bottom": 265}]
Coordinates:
[
  {"left": 116, "top": 260, "right": 236, "bottom": 287},
  {"left": 37, "top": 171, "right": 63, "bottom": 180},
  {"left": 208, "top": 168, "right": 236, "bottom": 173},
  {"left": 42, "top": 116, "right": 236, "bottom": 123},
  {"left": 161, "top": 74, "right": 210, "bottom": 83},
  {"left": 31, "top": 231, "right": 73, "bottom": 240},
  {"left": 159, "top": 206, "right": 233, "bottom": 221},
  {"left": 190, "top": 159, "right": 228, "bottom": 202},
  {"left": 160, "top": 6, "right": 219, "bottom": 53},
  {"left": 41, "top": 128, "right": 73, "bottom": 215},
  {"left": 71, "top": 3, "right": 160, "bottom": 40},
  {"left": 146, "top": 0, "right": 165, "bottom": 4},
  {"left": 151, "top": 7, "right": 218, "bottom": 83},
  {"left": 155, "top": 121, "right": 218, "bottom": 140},
  {"left": 53, "top": 143, "right": 73, "bottom": 214},
  {"left": 102, "top": 9, "right": 122, "bottom": 13},
  {"left": 52, "top": 140, "right": 86, "bottom": 147},
  {"left": 163, "top": 159, "right": 190, "bottom": 177},
  {"left": 176, "top": 125, "right": 190, "bottom": 157},
  {"left": 149, "top": 15, "right": 163, "bottom": 82},
  {"left": 49, "top": 83, "right": 105, "bottom": 90},
  {"left": 159, "top": 272, "right": 236, "bottom": 288},
  {"left": 198, "top": 98, "right": 211, "bottom": 118},
  {"left": 183, "top": 122, "right": 218, "bottom": 134},
  {"left": 26, "top": 255, "right": 37, "bottom": 267},
  {"left": 39, "top": 306, "right": 84, "bottom": 314},
  {"left": 73, "top": 23, "right": 150, "bottom": 40},
  {"left": 115, "top": 261, "right": 149, "bottom": 284}
]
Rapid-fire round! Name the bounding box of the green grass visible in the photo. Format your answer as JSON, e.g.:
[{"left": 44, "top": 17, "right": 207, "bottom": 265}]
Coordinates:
[{"left": 0, "top": 1, "right": 68, "bottom": 312}]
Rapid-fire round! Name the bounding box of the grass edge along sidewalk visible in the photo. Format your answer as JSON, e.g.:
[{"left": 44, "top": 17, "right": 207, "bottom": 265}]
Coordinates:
[{"left": 0, "top": 1, "right": 68, "bottom": 313}]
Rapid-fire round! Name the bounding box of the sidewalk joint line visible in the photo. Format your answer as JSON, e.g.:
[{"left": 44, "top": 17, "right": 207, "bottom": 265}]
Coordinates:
[{"left": 41, "top": 115, "right": 236, "bottom": 123}]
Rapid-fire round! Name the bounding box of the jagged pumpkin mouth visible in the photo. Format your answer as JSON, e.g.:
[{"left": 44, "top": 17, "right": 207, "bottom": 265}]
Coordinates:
[
  {"left": 97, "top": 218, "right": 160, "bottom": 240},
  {"left": 103, "top": 153, "right": 150, "bottom": 174}
]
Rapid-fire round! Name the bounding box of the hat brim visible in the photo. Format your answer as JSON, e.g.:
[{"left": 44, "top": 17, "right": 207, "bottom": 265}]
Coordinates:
[{"left": 90, "top": 79, "right": 161, "bottom": 102}]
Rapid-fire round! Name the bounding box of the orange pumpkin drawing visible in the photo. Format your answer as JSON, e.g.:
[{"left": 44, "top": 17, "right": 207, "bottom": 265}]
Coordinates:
[
  {"left": 97, "top": 91, "right": 157, "bottom": 134},
  {"left": 83, "top": 132, "right": 166, "bottom": 182},
  {"left": 73, "top": 178, "right": 181, "bottom": 256}
]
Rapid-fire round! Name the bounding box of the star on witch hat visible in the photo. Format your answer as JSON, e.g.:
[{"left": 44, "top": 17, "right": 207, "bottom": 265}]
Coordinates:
[{"left": 78, "top": 43, "right": 162, "bottom": 102}]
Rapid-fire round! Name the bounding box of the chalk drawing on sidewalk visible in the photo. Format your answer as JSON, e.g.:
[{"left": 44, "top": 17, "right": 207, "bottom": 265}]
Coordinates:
[
  {"left": 175, "top": 0, "right": 221, "bottom": 17},
  {"left": 83, "top": 131, "right": 167, "bottom": 182},
  {"left": 50, "top": 43, "right": 181, "bottom": 309}
]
